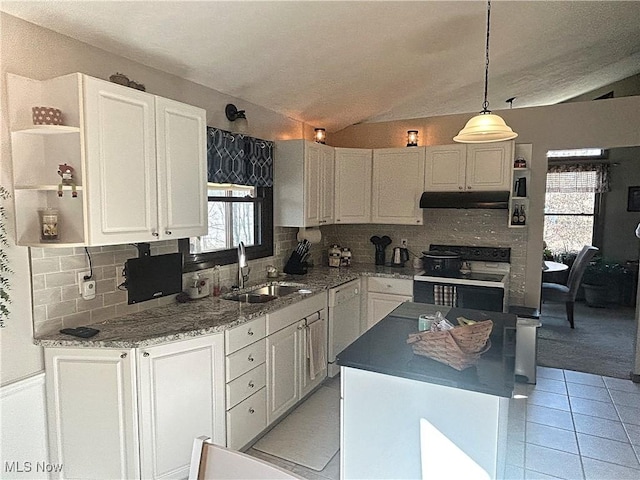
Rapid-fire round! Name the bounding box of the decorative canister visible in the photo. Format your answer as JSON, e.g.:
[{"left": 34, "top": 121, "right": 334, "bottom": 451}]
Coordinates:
[
  {"left": 32, "top": 106, "right": 63, "bottom": 125},
  {"left": 328, "top": 244, "right": 341, "bottom": 268},
  {"left": 38, "top": 208, "right": 59, "bottom": 241},
  {"left": 514, "top": 156, "right": 527, "bottom": 168},
  {"left": 340, "top": 247, "right": 352, "bottom": 267}
]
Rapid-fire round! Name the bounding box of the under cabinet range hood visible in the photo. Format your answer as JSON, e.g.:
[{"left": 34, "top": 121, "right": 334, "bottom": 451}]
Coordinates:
[{"left": 419, "top": 191, "right": 510, "bottom": 209}]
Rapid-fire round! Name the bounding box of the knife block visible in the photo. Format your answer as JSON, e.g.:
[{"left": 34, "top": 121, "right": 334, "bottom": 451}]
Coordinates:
[{"left": 283, "top": 251, "right": 308, "bottom": 275}]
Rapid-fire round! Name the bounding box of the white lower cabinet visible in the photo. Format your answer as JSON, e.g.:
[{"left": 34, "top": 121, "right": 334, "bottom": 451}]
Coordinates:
[
  {"left": 137, "top": 335, "right": 226, "bottom": 479},
  {"left": 45, "top": 348, "right": 139, "bottom": 480},
  {"left": 44, "top": 334, "right": 225, "bottom": 480},
  {"left": 224, "top": 316, "right": 268, "bottom": 450},
  {"left": 265, "top": 293, "right": 327, "bottom": 425},
  {"left": 365, "top": 277, "right": 413, "bottom": 331}
]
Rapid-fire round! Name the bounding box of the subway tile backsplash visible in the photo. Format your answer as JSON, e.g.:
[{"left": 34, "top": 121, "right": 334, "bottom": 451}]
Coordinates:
[
  {"left": 29, "top": 212, "right": 527, "bottom": 335},
  {"left": 29, "top": 227, "right": 300, "bottom": 335},
  {"left": 320, "top": 209, "right": 528, "bottom": 306}
]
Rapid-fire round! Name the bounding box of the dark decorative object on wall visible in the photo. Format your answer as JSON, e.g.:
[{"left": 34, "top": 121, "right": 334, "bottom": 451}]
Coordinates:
[
  {"left": 627, "top": 186, "right": 640, "bottom": 212},
  {"left": 225, "top": 104, "right": 246, "bottom": 122},
  {"left": 206, "top": 127, "right": 273, "bottom": 187}
]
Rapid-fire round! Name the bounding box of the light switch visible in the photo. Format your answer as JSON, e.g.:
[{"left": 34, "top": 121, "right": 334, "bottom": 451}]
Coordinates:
[{"left": 82, "top": 280, "right": 96, "bottom": 300}]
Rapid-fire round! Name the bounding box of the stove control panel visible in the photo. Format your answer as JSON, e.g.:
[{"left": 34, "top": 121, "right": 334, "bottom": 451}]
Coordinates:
[{"left": 429, "top": 245, "right": 511, "bottom": 263}]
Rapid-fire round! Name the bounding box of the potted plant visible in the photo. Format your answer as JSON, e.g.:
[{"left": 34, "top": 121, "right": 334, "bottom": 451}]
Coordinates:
[
  {"left": 581, "top": 259, "right": 626, "bottom": 307},
  {"left": 0, "top": 186, "right": 11, "bottom": 325}
]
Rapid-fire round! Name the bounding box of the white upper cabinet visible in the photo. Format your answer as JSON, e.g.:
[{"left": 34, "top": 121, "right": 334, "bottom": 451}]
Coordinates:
[
  {"left": 7, "top": 73, "right": 207, "bottom": 247},
  {"left": 334, "top": 148, "right": 372, "bottom": 224},
  {"left": 424, "top": 144, "right": 467, "bottom": 191},
  {"left": 275, "top": 140, "right": 334, "bottom": 227},
  {"left": 84, "top": 77, "right": 207, "bottom": 245},
  {"left": 371, "top": 147, "right": 425, "bottom": 225},
  {"left": 465, "top": 142, "right": 514, "bottom": 191},
  {"left": 155, "top": 97, "right": 208, "bottom": 240},
  {"left": 425, "top": 141, "right": 513, "bottom": 192}
]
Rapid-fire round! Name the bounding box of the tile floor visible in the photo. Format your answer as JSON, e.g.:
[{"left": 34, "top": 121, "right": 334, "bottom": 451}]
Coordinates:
[
  {"left": 507, "top": 367, "right": 640, "bottom": 480},
  {"left": 247, "top": 368, "right": 640, "bottom": 480}
]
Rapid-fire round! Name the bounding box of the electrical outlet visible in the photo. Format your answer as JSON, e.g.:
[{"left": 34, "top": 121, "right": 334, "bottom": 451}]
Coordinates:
[
  {"left": 82, "top": 280, "right": 96, "bottom": 300},
  {"left": 77, "top": 271, "right": 91, "bottom": 294},
  {"left": 401, "top": 239, "right": 408, "bottom": 247}
]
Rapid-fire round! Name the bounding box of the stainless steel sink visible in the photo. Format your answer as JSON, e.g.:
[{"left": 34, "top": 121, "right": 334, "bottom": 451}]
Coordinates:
[
  {"left": 224, "top": 283, "right": 307, "bottom": 303},
  {"left": 249, "top": 284, "right": 301, "bottom": 297},
  {"left": 224, "top": 293, "right": 278, "bottom": 303}
]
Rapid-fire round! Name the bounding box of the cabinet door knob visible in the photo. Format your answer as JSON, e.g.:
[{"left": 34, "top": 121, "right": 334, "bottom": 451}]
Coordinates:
[
  {"left": 248, "top": 381, "right": 255, "bottom": 388},
  {"left": 458, "top": 186, "right": 463, "bottom": 190},
  {"left": 247, "top": 329, "right": 254, "bottom": 336},
  {"left": 248, "top": 354, "right": 254, "bottom": 362},
  {"left": 297, "top": 324, "right": 305, "bottom": 330},
  {"left": 143, "top": 352, "right": 149, "bottom": 357},
  {"left": 467, "top": 186, "right": 472, "bottom": 189},
  {"left": 165, "top": 230, "right": 172, "bottom": 235},
  {"left": 152, "top": 232, "right": 160, "bottom": 237},
  {"left": 248, "top": 407, "right": 255, "bottom": 414},
  {"left": 120, "top": 353, "right": 127, "bottom": 359}
]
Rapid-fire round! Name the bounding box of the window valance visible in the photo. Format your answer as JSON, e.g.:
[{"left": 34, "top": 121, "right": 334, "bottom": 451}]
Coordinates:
[
  {"left": 207, "top": 127, "right": 273, "bottom": 187},
  {"left": 546, "top": 162, "right": 610, "bottom": 193}
]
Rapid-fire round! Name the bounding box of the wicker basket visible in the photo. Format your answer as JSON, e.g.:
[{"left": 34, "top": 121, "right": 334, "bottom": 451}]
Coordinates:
[{"left": 406, "top": 320, "right": 493, "bottom": 370}]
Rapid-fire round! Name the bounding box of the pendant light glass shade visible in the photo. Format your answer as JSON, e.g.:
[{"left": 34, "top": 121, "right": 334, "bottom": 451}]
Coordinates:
[
  {"left": 454, "top": 1, "right": 518, "bottom": 143},
  {"left": 453, "top": 112, "right": 517, "bottom": 143}
]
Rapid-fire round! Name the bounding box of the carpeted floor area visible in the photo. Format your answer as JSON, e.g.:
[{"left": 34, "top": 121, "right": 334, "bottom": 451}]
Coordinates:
[{"left": 538, "top": 301, "right": 637, "bottom": 379}]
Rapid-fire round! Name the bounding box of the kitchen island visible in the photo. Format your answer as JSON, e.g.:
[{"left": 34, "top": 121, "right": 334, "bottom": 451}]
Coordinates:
[{"left": 337, "top": 302, "right": 516, "bottom": 480}]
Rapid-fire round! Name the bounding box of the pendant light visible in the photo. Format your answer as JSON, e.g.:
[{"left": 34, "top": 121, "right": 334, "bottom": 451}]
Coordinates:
[{"left": 454, "top": 0, "right": 517, "bottom": 143}]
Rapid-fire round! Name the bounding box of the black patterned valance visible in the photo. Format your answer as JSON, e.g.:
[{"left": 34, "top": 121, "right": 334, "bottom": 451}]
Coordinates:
[{"left": 207, "top": 127, "right": 273, "bottom": 187}]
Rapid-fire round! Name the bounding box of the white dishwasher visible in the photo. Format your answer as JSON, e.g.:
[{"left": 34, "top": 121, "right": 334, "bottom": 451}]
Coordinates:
[{"left": 328, "top": 279, "right": 362, "bottom": 377}]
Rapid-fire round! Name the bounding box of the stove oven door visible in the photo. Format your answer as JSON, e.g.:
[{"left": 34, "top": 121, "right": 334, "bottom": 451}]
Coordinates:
[{"left": 413, "top": 279, "right": 505, "bottom": 312}]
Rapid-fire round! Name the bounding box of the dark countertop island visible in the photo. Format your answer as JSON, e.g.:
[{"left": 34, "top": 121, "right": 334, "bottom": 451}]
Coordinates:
[{"left": 336, "top": 302, "right": 516, "bottom": 398}]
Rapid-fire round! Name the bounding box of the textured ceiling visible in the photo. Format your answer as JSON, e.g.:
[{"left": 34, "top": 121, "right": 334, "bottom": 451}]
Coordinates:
[{"left": 3, "top": 1, "right": 640, "bottom": 132}]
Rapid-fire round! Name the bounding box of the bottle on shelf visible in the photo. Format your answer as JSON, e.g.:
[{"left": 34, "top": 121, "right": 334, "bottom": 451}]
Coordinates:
[
  {"left": 511, "top": 205, "right": 520, "bottom": 226},
  {"left": 518, "top": 204, "right": 526, "bottom": 225}
]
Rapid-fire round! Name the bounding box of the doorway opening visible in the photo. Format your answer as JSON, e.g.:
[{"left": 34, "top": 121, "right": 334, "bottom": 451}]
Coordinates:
[{"left": 539, "top": 147, "right": 639, "bottom": 379}]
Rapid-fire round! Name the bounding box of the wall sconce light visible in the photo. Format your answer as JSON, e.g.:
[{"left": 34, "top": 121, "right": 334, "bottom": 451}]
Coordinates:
[
  {"left": 314, "top": 128, "right": 326, "bottom": 144},
  {"left": 225, "top": 103, "right": 246, "bottom": 122},
  {"left": 407, "top": 130, "right": 419, "bottom": 147}
]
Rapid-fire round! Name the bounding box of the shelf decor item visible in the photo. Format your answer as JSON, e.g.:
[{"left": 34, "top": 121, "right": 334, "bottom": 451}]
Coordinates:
[
  {"left": 38, "top": 208, "right": 59, "bottom": 242},
  {"left": 32, "top": 106, "right": 63, "bottom": 125}
]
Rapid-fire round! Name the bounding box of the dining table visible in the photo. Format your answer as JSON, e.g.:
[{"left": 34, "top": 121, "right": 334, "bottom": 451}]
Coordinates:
[{"left": 543, "top": 260, "right": 569, "bottom": 273}]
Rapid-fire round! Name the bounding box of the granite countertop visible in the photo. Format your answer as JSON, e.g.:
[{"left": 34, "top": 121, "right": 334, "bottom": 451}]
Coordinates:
[
  {"left": 35, "top": 263, "right": 419, "bottom": 349},
  {"left": 336, "top": 302, "right": 516, "bottom": 398}
]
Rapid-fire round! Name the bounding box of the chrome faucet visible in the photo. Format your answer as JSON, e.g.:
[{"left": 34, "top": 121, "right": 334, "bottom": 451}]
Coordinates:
[{"left": 236, "top": 241, "right": 250, "bottom": 289}]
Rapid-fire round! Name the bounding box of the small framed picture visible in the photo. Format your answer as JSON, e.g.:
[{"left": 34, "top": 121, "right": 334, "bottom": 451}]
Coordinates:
[{"left": 628, "top": 186, "right": 640, "bottom": 212}]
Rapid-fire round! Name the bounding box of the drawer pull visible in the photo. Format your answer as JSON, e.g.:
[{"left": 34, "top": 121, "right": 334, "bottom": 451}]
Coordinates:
[
  {"left": 249, "top": 407, "right": 255, "bottom": 414},
  {"left": 248, "top": 354, "right": 254, "bottom": 362},
  {"left": 248, "top": 381, "right": 255, "bottom": 388},
  {"left": 152, "top": 232, "right": 159, "bottom": 237},
  {"left": 165, "top": 230, "right": 172, "bottom": 235},
  {"left": 297, "top": 324, "right": 305, "bottom": 330},
  {"left": 120, "top": 353, "right": 127, "bottom": 359},
  {"left": 247, "top": 329, "right": 254, "bottom": 336},
  {"left": 143, "top": 352, "right": 149, "bottom": 357}
]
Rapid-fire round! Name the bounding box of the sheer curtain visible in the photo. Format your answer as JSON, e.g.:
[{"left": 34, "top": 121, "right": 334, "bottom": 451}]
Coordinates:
[{"left": 546, "top": 162, "right": 610, "bottom": 193}]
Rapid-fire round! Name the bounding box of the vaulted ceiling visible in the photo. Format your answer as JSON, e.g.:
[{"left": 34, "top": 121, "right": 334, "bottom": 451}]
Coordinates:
[{"left": 3, "top": 1, "right": 640, "bottom": 132}]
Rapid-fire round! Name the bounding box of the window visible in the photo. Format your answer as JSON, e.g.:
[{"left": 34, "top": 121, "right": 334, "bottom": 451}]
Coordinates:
[
  {"left": 543, "top": 162, "right": 609, "bottom": 254},
  {"left": 179, "top": 184, "right": 273, "bottom": 271}
]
